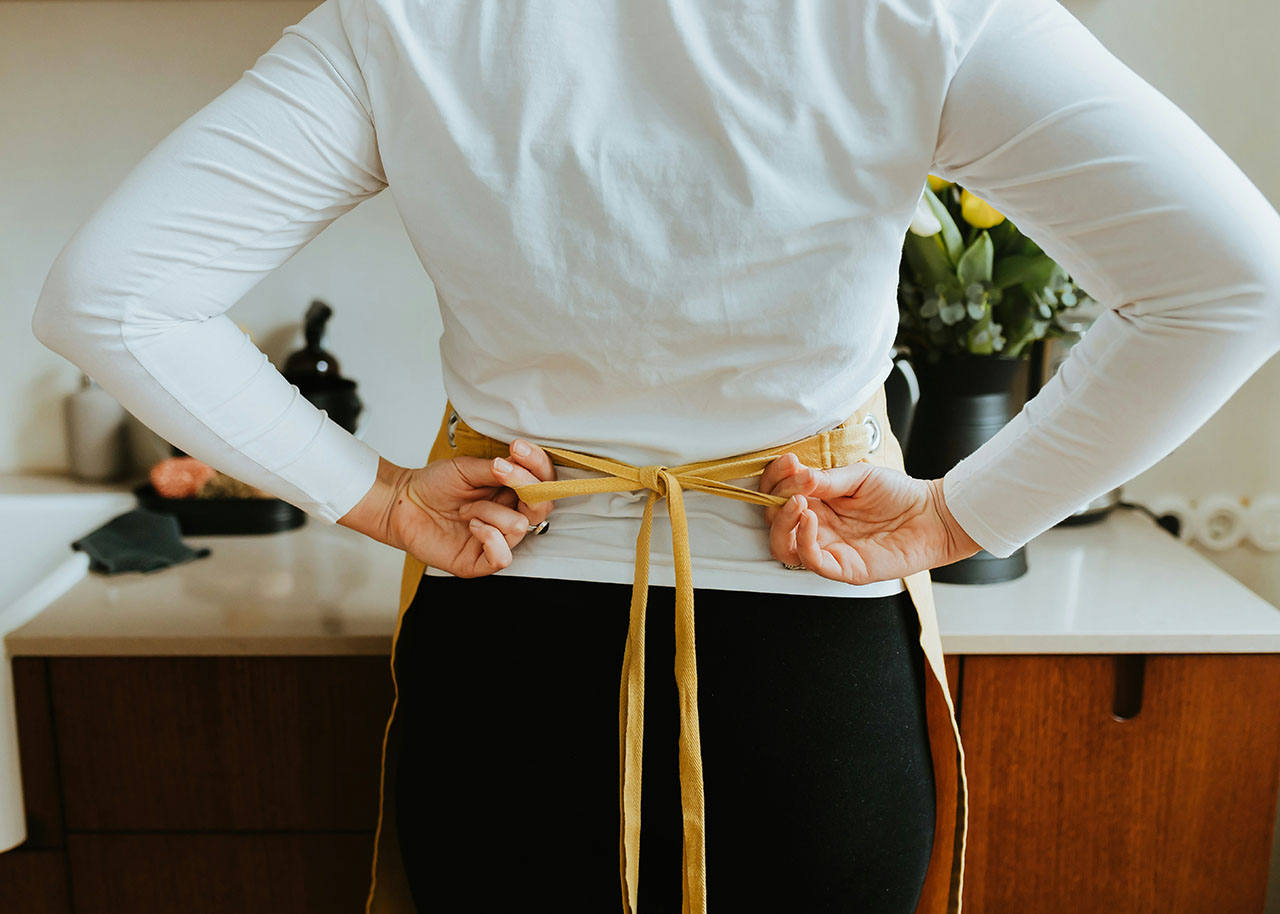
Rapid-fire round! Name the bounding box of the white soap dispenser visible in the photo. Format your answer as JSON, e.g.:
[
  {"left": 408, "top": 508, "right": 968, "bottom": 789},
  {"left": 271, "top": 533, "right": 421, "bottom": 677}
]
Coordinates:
[{"left": 64, "top": 373, "right": 129, "bottom": 481}]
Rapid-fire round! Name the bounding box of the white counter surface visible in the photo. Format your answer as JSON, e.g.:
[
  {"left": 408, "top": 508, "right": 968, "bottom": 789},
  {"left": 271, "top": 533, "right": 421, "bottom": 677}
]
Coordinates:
[{"left": 4, "top": 475, "right": 1280, "bottom": 656}]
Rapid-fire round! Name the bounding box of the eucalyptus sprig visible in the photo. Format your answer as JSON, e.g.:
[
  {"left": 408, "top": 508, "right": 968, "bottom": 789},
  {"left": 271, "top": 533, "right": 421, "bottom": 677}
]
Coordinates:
[{"left": 898, "top": 177, "right": 1095, "bottom": 360}]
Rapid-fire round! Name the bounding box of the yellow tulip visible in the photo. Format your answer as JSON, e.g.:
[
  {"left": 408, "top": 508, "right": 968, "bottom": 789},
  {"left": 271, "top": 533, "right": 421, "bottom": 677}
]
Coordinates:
[
  {"left": 960, "top": 188, "right": 1005, "bottom": 228},
  {"left": 927, "top": 174, "right": 952, "bottom": 193}
]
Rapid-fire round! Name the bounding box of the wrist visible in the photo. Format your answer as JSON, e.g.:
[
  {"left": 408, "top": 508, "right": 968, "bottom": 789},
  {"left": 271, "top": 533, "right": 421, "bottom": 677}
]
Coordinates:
[
  {"left": 338, "top": 456, "right": 411, "bottom": 548},
  {"left": 926, "top": 476, "right": 983, "bottom": 565}
]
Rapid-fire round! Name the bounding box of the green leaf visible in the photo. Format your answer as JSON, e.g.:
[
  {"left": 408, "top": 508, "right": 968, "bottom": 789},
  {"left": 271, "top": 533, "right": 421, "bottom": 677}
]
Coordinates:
[
  {"left": 923, "top": 186, "right": 964, "bottom": 264},
  {"left": 957, "top": 230, "right": 994, "bottom": 286},
  {"left": 902, "top": 231, "right": 955, "bottom": 287},
  {"left": 993, "top": 253, "right": 1056, "bottom": 290}
]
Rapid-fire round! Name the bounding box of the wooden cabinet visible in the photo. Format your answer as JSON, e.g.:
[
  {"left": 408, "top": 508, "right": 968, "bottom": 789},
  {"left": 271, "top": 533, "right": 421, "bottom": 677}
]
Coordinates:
[
  {"left": 0, "top": 848, "right": 70, "bottom": 914},
  {"left": 67, "top": 834, "right": 370, "bottom": 914},
  {"left": 48, "top": 657, "right": 390, "bottom": 831},
  {"left": 958, "top": 654, "right": 1280, "bottom": 913},
  {"left": 5, "top": 656, "right": 392, "bottom": 914},
  {"left": 4, "top": 652, "right": 1278, "bottom": 912}
]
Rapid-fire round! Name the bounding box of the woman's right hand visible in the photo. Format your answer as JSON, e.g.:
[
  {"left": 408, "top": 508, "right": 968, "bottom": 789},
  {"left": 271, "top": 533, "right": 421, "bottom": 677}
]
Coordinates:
[
  {"left": 757, "top": 452, "right": 981, "bottom": 585},
  {"left": 387, "top": 438, "right": 558, "bottom": 577}
]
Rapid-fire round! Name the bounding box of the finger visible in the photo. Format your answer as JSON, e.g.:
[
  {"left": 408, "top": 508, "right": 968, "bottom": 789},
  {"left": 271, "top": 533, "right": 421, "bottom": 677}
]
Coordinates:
[
  {"left": 764, "top": 463, "right": 819, "bottom": 507},
  {"left": 508, "top": 438, "right": 557, "bottom": 483},
  {"left": 462, "top": 498, "right": 535, "bottom": 544},
  {"left": 453, "top": 454, "right": 513, "bottom": 491},
  {"left": 796, "top": 462, "right": 876, "bottom": 500},
  {"left": 761, "top": 453, "right": 813, "bottom": 526},
  {"left": 758, "top": 452, "right": 803, "bottom": 498},
  {"left": 768, "top": 494, "right": 806, "bottom": 564},
  {"left": 491, "top": 456, "right": 555, "bottom": 524},
  {"left": 795, "top": 508, "right": 843, "bottom": 581},
  {"left": 468, "top": 517, "right": 513, "bottom": 573}
]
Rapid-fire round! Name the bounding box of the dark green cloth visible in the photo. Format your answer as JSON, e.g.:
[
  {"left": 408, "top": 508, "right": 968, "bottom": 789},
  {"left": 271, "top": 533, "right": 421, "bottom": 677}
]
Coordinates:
[{"left": 72, "top": 508, "right": 211, "bottom": 574}]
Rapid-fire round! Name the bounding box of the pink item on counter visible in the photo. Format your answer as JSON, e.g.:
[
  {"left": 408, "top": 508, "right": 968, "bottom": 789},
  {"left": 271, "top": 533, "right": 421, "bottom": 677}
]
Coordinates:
[{"left": 149, "top": 456, "right": 218, "bottom": 498}]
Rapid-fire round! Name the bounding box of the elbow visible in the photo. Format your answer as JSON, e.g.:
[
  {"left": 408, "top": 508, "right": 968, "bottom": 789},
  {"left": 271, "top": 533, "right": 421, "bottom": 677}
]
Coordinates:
[
  {"left": 31, "top": 292, "right": 76, "bottom": 357},
  {"left": 32, "top": 247, "right": 83, "bottom": 355},
  {"left": 1117, "top": 251, "right": 1280, "bottom": 348},
  {"left": 31, "top": 241, "right": 118, "bottom": 361}
]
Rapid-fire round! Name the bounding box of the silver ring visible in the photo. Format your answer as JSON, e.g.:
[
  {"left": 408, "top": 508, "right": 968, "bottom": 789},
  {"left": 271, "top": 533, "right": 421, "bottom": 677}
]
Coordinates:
[
  {"left": 781, "top": 561, "right": 805, "bottom": 571},
  {"left": 527, "top": 520, "right": 550, "bottom": 535}
]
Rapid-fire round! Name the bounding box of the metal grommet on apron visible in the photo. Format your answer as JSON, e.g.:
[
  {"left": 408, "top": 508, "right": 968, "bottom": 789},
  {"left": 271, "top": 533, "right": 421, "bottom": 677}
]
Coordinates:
[
  {"left": 446, "top": 408, "right": 460, "bottom": 448},
  {"left": 366, "top": 383, "right": 968, "bottom": 914},
  {"left": 862, "top": 412, "right": 882, "bottom": 454}
]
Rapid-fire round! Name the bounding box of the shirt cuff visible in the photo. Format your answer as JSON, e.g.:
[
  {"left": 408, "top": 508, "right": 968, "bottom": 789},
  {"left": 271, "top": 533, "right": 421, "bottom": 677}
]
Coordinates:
[
  {"left": 940, "top": 463, "right": 1025, "bottom": 559},
  {"left": 289, "top": 417, "right": 383, "bottom": 524}
]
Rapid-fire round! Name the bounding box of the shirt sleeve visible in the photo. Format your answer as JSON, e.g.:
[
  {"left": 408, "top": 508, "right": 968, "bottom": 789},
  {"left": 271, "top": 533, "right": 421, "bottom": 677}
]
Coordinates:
[
  {"left": 930, "top": 0, "right": 1280, "bottom": 557},
  {"left": 31, "top": 0, "right": 387, "bottom": 524}
]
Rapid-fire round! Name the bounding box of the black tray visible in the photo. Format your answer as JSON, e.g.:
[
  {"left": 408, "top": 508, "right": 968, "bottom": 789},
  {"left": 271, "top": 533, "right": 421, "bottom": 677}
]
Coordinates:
[{"left": 133, "top": 483, "right": 307, "bottom": 536}]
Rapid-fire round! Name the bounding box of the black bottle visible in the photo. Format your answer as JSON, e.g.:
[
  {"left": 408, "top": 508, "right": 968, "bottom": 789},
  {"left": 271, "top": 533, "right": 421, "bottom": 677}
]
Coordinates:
[{"left": 282, "top": 300, "right": 364, "bottom": 434}]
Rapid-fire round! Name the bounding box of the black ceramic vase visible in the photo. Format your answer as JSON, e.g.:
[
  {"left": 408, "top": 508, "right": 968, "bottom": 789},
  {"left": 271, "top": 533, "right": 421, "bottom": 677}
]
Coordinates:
[{"left": 903, "top": 352, "right": 1030, "bottom": 584}]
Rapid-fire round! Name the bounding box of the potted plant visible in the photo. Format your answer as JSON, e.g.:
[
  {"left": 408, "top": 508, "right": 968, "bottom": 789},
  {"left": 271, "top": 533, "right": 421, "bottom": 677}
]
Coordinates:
[{"left": 896, "top": 175, "right": 1097, "bottom": 583}]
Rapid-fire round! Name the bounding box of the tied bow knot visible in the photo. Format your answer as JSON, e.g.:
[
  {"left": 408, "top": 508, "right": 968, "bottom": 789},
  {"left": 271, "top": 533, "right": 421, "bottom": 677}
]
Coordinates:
[{"left": 637, "top": 464, "right": 672, "bottom": 497}]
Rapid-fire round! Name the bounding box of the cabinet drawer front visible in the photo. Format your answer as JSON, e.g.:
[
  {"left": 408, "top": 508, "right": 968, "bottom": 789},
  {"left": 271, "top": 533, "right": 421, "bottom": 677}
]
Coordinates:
[
  {"left": 0, "top": 849, "right": 70, "bottom": 914},
  {"left": 959, "top": 653, "right": 1280, "bottom": 913},
  {"left": 68, "top": 834, "right": 370, "bottom": 914},
  {"left": 51, "top": 657, "right": 393, "bottom": 831}
]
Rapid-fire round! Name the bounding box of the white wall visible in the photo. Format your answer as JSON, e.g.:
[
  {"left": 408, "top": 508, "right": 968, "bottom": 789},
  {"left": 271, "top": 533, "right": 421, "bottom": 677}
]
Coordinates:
[
  {"left": 2, "top": 0, "right": 445, "bottom": 479},
  {"left": 3, "top": 0, "right": 1280, "bottom": 908}
]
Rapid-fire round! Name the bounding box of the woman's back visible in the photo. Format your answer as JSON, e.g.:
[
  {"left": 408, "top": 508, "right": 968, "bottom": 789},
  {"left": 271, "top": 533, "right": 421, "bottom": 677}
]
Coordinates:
[{"left": 361, "top": 0, "right": 943, "bottom": 467}]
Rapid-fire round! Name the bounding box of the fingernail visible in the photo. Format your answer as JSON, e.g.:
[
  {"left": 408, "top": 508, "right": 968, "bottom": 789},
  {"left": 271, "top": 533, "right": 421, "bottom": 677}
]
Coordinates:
[
  {"left": 494, "top": 457, "right": 512, "bottom": 473},
  {"left": 470, "top": 518, "right": 483, "bottom": 528},
  {"left": 512, "top": 440, "right": 530, "bottom": 457},
  {"left": 796, "top": 494, "right": 807, "bottom": 509}
]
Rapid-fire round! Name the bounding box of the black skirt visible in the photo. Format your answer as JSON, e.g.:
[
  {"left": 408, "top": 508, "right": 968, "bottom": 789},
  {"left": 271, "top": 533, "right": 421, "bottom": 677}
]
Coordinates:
[{"left": 393, "top": 571, "right": 935, "bottom": 914}]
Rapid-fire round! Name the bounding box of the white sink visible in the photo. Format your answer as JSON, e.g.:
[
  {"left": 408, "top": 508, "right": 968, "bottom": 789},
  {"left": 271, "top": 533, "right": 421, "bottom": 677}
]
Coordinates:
[{"left": 0, "top": 481, "right": 137, "bottom": 853}]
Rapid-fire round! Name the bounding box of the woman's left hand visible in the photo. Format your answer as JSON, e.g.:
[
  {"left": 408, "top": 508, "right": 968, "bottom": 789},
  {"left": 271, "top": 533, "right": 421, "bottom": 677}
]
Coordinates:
[{"left": 758, "top": 453, "right": 982, "bottom": 585}]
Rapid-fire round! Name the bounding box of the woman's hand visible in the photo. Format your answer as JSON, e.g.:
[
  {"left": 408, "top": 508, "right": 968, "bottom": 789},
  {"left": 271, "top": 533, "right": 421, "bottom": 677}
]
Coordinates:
[
  {"left": 341, "top": 440, "right": 558, "bottom": 577},
  {"left": 758, "top": 452, "right": 982, "bottom": 585}
]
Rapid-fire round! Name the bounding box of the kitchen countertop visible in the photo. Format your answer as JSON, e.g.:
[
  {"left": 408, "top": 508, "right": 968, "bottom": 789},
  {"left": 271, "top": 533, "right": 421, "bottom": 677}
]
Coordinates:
[{"left": 5, "top": 479, "right": 1280, "bottom": 655}]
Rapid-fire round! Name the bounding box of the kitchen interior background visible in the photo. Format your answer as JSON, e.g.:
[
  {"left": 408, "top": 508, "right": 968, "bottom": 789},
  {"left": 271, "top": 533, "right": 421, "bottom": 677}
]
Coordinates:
[{"left": 3, "top": 1, "right": 1279, "bottom": 907}]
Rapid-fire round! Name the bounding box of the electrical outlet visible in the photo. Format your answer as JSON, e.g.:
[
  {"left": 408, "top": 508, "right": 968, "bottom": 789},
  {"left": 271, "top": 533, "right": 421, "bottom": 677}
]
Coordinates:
[
  {"left": 1191, "top": 494, "right": 1246, "bottom": 551},
  {"left": 1146, "top": 494, "right": 1194, "bottom": 543},
  {"left": 1244, "top": 494, "right": 1280, "bottom": 552}
]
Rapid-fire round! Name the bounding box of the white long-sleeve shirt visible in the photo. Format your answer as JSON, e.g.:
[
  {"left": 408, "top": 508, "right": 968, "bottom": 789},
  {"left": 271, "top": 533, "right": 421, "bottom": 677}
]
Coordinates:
[{"left": 32, "top": 0, "right": 1280, "bottom": 599}]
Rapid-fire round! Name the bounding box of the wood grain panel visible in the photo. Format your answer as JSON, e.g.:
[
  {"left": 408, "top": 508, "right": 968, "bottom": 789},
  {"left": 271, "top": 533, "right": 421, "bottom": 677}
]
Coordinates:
[
  {"left": 13, "top": 658, "right": 63, "bottom": 847},
  {"left": 0, "top": 848, "right": 70, "bottom": 914},
  {"left": 959, "top": 653, "right": 1280, "bottom": 913},
  {"left": 68, "top": 833, "right": 370, "bottom": 914},
  {"left": 944, "top": 654, "right": 960, "bottom": 714},
  {"left": 50, "top": 657, "right": 393, "bottom": 831}
]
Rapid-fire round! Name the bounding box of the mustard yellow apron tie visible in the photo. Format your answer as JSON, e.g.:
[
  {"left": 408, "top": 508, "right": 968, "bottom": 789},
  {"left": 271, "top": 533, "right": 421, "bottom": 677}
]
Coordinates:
[{"left": 445, "top": 405, "right": 880, "bottom": 914}]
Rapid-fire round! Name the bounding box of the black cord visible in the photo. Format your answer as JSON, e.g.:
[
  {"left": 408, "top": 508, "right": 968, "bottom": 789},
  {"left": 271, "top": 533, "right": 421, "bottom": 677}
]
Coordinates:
[{"left": 1116, "top": 499, "right": 1181, "bottom": 537}]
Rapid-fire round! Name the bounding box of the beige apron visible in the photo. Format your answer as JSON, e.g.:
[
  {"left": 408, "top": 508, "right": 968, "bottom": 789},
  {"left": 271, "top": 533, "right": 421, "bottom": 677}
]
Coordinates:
[{"left": 365, "top": 382, "right": 967, "bottom": 914}]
